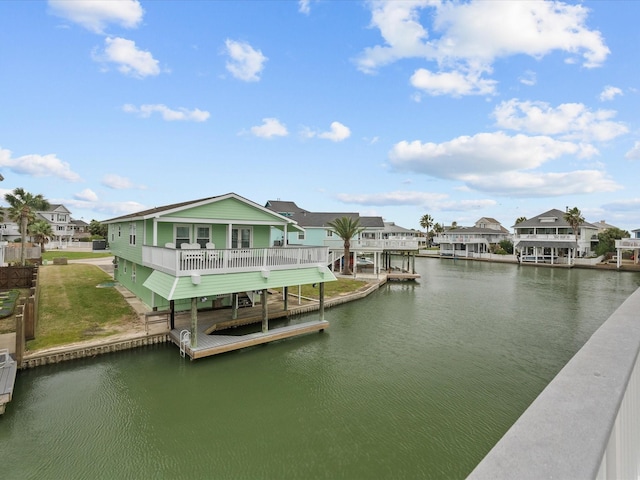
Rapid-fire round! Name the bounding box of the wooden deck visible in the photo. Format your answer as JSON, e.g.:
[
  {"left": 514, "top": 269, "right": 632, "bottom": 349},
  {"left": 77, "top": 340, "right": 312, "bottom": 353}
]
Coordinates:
[
  {"left": 0, "top": 356, "right": 17, "bottom": 415},
  {"left": 168, "top": 301, "right": 329, "bottom": 360},
  {"left": 170, "top": 320, "right": 329, "bottom": 360}
]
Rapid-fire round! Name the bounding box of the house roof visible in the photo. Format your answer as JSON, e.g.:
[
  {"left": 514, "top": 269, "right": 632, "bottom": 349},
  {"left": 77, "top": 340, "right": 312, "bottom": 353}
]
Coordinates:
[
  {"left": 264, "top": 200, "right": 308, "bottom": 215},
  {"left": 383, "top": 222, "right": 415, "bottom": 234},
  {"left": 102, "top": 192, "right": 299, "bottom": 228},
  {"left": 290, "top": 212, "right": 359, "bottom": 228},
  {"left": 513, "top": 209, "right": 597, "bottom": 229}
]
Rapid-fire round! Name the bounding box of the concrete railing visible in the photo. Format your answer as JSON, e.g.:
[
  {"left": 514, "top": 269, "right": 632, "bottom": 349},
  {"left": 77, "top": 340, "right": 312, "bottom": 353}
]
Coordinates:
[{"left": 468, "top": 287, "right": 640, "bottom": 480}]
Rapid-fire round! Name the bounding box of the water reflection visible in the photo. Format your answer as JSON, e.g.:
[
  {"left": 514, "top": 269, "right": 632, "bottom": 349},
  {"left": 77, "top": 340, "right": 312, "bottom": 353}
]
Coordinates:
[{"left": 2, "top": 259, "right": 639, "bottom": 479}]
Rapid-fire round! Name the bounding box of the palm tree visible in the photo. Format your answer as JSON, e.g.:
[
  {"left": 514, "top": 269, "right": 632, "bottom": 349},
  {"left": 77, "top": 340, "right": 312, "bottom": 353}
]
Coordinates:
[
  {"left": 563, "top": 207, "right": 585, "bottom": 261},
  {"left": 28, "top": 220, "right": 53, "bottom": 253},
  {"left": 419, "top": 214, "right": 433, "bottom": 233},
  {"left": 515, "top": 216, "right": 527, "bottom": 225},
  {"left": 4, "top": 187, "right": 50, "bottom": 265},
  {"left": 326, "top": 216, "right": 364, "bottom": 276}
]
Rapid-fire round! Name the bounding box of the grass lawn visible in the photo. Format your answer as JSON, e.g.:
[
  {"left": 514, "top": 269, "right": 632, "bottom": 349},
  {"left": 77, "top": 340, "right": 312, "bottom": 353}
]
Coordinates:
[
  {"left": 27, "top": 264, "right": 138, "bottom": 351},
  {"left": 42, "top": 251, "right": 113, "bottom": 261}
]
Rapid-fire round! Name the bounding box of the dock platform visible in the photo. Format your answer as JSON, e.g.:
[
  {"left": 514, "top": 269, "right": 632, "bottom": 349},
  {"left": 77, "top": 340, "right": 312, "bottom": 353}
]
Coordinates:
[
  {"left": 0, "top": 355, "right": 17, "bottom": 415},
  {"left": 170, "top": 320, "right": 329, "bottom": 360},
  {"left": 387, "top": 272, "right": 421, "bottom": 281}
]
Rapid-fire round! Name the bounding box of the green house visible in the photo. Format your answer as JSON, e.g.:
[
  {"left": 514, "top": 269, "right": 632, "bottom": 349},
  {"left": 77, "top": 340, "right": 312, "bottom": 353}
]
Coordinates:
[{"left": 103, "top": 193, "right": 337, "bottom": 356}]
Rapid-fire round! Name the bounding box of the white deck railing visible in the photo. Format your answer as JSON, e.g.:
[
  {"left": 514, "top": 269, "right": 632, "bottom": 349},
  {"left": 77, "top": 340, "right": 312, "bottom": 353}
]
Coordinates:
[
  {"left": 323, "top": 238, "right": 420, "bottom": 250},
  {"left": 469, "top": 287, "right": 640, "bottom": 480},
  {"left": 515, "top": 233, "right": 575, "bottom": 240},
  {"left": 142, "top": 245, "right": 329, "bottom": 276},
  {"left": 615, "top": 238, "right": 640, "bottom": 249}
]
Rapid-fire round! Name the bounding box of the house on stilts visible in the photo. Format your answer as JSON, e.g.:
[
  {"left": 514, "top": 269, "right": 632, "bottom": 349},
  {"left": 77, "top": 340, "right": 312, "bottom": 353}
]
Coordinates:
[{"left": 103, "top": 193, "right": 337, "bottom": 360}]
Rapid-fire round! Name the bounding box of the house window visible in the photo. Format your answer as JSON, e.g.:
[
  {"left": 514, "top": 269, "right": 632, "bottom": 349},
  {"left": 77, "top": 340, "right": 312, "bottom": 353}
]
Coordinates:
[
  {"left": 129, "top": 223, "right": 136, "bottom": 245},
  {"left": 196, "top": 226, "right": 210, "bottom": 248},
  {"left": 175, "top": 225, "right": 190, "bottom": 248},
  {"left": 57, "top": 214, "right": 67, "bottom": 222},
  {"left": 298, "top": 231, "right": 305, "bottom": 240},
  {"left": 326, "top": 230, "right": 333, "bottom": 237},
  {"left": 117, "top": 225, "right": 121, "bottom": 237},
  {"left": 131, "top": 264, "right": 136, "bottom": 283},
  {"left": 232, "top": 227, "right": 251, "bottom": 248}
]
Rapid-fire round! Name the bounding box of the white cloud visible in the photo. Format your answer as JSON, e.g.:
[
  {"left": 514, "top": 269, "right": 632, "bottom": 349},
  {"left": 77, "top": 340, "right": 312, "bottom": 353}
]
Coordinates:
[
  {"left": 318, "top": 122, "right": 352, "bottom": 142},
  {"left": 493, "top": 99, "right": 628, "bottom": 142},
  {"left": 601, "top": 198, "right": 640, "bottom": 212},
  {"left": 0, "top": 147, "right": 81, "bottom": 182},
  {"left": 389, "top": 132, "right": 593, "bottom": 179},
  {"left": 64, "top": 199, "right": 147, "bottom": 218},
  {"left": 519, "top": 70, "right": 537, "bottom": 86},
  {"left": 48, "top": 0, "right": 143, "bottom": 34},
  {"left": 74, "top": 189, "right": 98, "bottom": 202},
  {"left": 356, "top": 1, "right": 609, "bottom": 97},
  {"left": 250, "top": 118, "right": 288, "bottom": 138},
  {"left": 336, "top": 190, "right": 496, "bottom": 212},
  {"left": 461, "top": 170, "right": 621, "bottom": 197},
  {"left": 94, "top": 37, "right": 160, "bottom": 78},
  {"left": 123, "top": 104, "right": 210, "bottom": 122},
  {"left": 624, "top": 141, "right": 640, "bottom": 160},
  {"left": 337, "top": 191, "right": 448, "bottom": 206},
  {"left": 101, "top": 174, "right": 146, "bottom": 190},
  {"left": 298, "top": 0, "right": 311, "bottom": 15},
  {"left": 599, "top": 85, "right": 623, "bottom": 101},
  {"left": 302, "top": 122, "right": 352, "bottom": 141},
  {"left": 224, "top": 39, "right": 267, "bottom": 82},
  {"left": 410, "top": 68, "right": 497, "bottom": 97}
]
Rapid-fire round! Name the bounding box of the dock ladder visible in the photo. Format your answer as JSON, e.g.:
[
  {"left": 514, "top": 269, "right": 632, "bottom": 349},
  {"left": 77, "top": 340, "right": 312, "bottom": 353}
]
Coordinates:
[{"left": 179, "top": 330, "right": 191, "bottom": 358}]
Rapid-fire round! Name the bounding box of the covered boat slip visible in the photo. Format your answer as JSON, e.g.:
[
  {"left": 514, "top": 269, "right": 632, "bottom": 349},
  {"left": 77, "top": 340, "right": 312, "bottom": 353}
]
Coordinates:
[{"left": 168, "top": 298, "right": 329, "bottom": 360}]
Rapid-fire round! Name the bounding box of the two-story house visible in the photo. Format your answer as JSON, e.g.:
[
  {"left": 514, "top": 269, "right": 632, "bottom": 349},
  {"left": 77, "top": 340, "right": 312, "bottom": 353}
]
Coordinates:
[
  {"left": 36, "top": 204, "right": 74, "bottom": 248},
  {"left": 433, "top": 217, "right": 511, "bottom": 258},
  {"left": 103, "top": 193, "right": 337, "bottom": 358},
  {"left": 265, "top": 200, "right": 420, "bottom": 273},
  {"left": 513, "top": 209, "right": 598, "bottom": 265}
]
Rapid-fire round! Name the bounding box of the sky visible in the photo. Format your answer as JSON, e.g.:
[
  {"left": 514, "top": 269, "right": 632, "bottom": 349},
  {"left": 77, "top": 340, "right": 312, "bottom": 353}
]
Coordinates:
[{"left": 1, "top": 0, "right": 640, "bottom": 233}]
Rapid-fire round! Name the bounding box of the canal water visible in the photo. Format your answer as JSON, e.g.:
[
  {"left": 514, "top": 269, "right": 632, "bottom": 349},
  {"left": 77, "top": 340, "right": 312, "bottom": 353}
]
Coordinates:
[{"left": 2, "top": 259, "right": 639, "bottom": 479}]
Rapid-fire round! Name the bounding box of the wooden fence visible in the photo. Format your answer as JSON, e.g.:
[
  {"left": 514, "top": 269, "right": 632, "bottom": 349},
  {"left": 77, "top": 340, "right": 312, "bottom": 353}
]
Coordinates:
[
  {"left": 0, "top": 266, "right": 36, "bottom": 289},
  {"left": 4, "top": 245, "right": 41, "bottom": 264},
  {"left": 13, "top": 267, "right": 40, "bottom": 365}
]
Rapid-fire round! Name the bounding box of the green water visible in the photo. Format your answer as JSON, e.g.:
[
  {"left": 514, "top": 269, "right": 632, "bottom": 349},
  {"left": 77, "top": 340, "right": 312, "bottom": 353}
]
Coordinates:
[{"left": 2, "top": 259, "right": 639, "bottom": 479}]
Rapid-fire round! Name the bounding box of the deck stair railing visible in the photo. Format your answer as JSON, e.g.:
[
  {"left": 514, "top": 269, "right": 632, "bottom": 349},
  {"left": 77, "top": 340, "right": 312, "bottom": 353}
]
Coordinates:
[{"left": 179, "top": 330, "right": 190, "bottom": 358}]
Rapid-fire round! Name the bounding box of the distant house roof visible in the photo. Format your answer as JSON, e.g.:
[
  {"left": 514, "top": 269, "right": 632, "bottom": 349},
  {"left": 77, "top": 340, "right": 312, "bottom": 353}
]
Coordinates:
[
  {"left": 265, "top": 200, "right": 384, "bottom": 229},
  {"left": 264, "top": 200, "right": 308, "bottom": 217},
  {"left": 71, "top": 218, "right": 89, "bottom": 227},
  {"left": 513, "top": 209, "right": 597, "bottom": 229},
  {"left": 592, "top": 220, "right": 617, "bottom": 231},
  {"left": 383, "top": 222, "right": 415, "bottom": 234}
]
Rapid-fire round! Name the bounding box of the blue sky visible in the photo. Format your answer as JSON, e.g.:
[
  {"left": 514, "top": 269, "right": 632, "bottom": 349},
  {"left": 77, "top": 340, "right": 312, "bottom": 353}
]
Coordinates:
[{"left": 1, "top": 0, "right": 639, "bottom": 232}]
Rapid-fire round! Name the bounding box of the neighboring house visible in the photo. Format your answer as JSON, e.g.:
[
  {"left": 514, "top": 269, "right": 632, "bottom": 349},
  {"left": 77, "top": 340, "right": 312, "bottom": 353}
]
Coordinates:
[
  {"left": 380, "top": 222, "right": 425, "bottom": 246},
  {"left": 70, "top": 219, "right": 91, "bottom": 240},
  {"left": 36, "top": 204, "right": 74, "bottom": 248},
  {"left": 265, "top": 200, "right": 420, "bottom": 272},
  {"left": 103, "top": 193, "right": 337, "bottom": 351},
  {"left": 613, "top": 228, "right": 640, "bottom": 267},
  {"left": 592, "top": 219, "right": 618, "bottom": 234},
  {"left": 433, "top": 218, "right": 511, "bottom": 257},
  {"left": 0, "top": 208, "right": 20, "bottom": 242},
  {"left": 513, "top": 208, "right": 598, "bottom": 264}
]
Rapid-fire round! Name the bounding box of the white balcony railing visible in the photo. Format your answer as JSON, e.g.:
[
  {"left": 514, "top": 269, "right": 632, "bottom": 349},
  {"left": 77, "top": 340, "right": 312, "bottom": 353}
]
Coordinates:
[
  {"left": 323, "top": 238, "right": 420, "bottom": 250},
  {"left": 142, "top": 245, "right": 329, "bottom": 276},
  {"left": 433, "top": 235, "right": 491, "bottom": 245},
  {"left": 355, "top": 238, "right": 420, "bottom": 249},
  {"left": 514, "top": 234, "right": 575, "bottom": 240},
  {"left": 615, "top": 238, "right": 640, "bottom": 249},
  {"left": 469, "top": 287, "right": 640, "bottom": 479}
]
